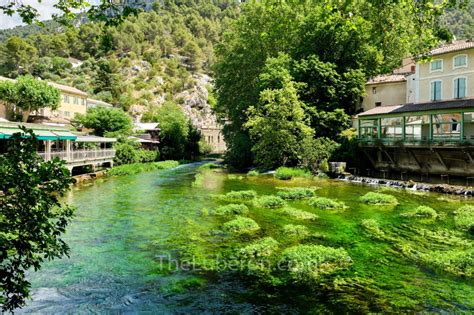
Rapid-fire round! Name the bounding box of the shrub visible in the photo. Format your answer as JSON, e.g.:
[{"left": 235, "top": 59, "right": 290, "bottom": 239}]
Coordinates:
[
  {"left": 254, "top": 195, "right": 286, "bottom": 209},
  {"left": 218, "top": 190, "right": 257, "bottom": 201},
  {"left": 274, "top": 167, "right": 311, "bottom": 180},
  {"left": 308, "top": 197, "right": 346, "bottom": 210},
  {"left": 114, "top": 141, "right": 140, "bottom": 165},
  {"left": 211, "top": 204, "right": 249, "bottom": 216},
  {"left": 280, "top": 207, "right": 318, "bottom": 220},
  {"left": 247, "top": 170, "right": 259, "bottom": 176},
  {"left": 360, "top": 219, "right": 386, "bottom": 240},
  {"left": 108, "top": 160, "right": 179, "bottom": 176},
  {"left": 360, "top": 192, "right": 398, "bottom": 205},
  {"left": 237, "top": 237, "right": 279, "bottom": 260},
  {"left": 276, "top": 187, "right": 317, "bottom": 200},
  {"left": 282, "top": 224, "right": 310, "bottom": 238},
  {"left": 318, "top": 158, "right": 329, "bottom": 173},
  {"left": 401, "top": 206, "right": 438, "bottom": 218},
  {"left": 454, "top": 205, "right": 474, "bottom": 231},
  {"left": 138, "top": 149, "right": 159, "bottom": 163},
  {"left": 279, "top": 245, "right": 352, "bottom": 283},
  {"left": 223, "top": 216, "right": 261, "bottom": 235}
]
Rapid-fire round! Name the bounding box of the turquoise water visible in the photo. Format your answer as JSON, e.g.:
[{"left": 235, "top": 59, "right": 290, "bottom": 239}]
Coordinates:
[{"left": 21, "top": 163, "right": 474, "bottom": 313}]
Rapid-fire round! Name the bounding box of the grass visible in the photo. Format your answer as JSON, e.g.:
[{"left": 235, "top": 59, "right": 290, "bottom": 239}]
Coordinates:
[
  {"left": 454, "top": 205, "right": 474, "bottom": 232},
  {"left": 254, "top": 195, "right": 286, "bottom": 209},
  {"left": 108, "top": 160, "right": 179, "bottom": 176},
  {"left": 223, "top": 216, "right": 261, "bottom": 235},
  {"left": 211, "top": 204, "right": 249, "bottom": 216},
  {"left": 282, "top": 224, "right": 310, "bottom": 239},
  {"left": 247, "top": 170, "right": 259, "bottom": 176},
  {"left": 360, "top": 192, "right": 399, "bottom": 205},
  {"left": 308, "top": 197, "right": 346, "bottom": 210},
  {"left": 280, "top": 207, "right": 319, "bottom": 220},
  {"left": 216, "top": 190, "right": 257, "bottom": 202},
  {"left": 237, "top": 237, "right": 279, "bottom": 260},
  {"left": 276, "top": 187, "right": 317, "bottom": 200},
  {"left": 274, "top": 167, "right": 312, "bottom": 180},
  {"left": 401, "top": 206, "right": 438, "bottom": 218}
]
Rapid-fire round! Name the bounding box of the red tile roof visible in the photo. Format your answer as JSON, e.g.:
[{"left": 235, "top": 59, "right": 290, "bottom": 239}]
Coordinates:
[{"left": 429, "top": 40, "right": 474, "bottom": 56}]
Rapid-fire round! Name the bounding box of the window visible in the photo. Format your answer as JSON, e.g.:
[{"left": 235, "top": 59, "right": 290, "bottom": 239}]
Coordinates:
[
  {"left": 454, "top": 77, "right": 467, "bottom": 99},
  {"left": 453, "top": 54, "right": 467, "bottom": 68},
  {"left": 63, "top": 95, "right": 69, "bottom": 103},
  {"left": 430, "top": 59, "right": 443, "bottom": 72},
  {"left": 73, "top": 97, "right": 78, "bottom": 104},
  {"left": 431, "top": 80, "right": 442, "bottom": 101},
  {"left": 372, "top": 87, "right": 377, "bottom": 94},
  {"left": 375, "top": 102, "right": 382, "bottom": 107},
  {"left": 64, "top": 111, "right": 70, "bottom": 117},
  {"left": 81, "top": 98, "right": 86, "bottom": 105}
]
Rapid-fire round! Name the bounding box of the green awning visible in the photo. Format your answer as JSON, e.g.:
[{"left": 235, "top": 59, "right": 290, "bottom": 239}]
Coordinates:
[
  {"left": 0, "top": 127, "right": 77, "bottom": 140},
  {"left": 52, "top": 131, "right": 77, "bottom": 140}
]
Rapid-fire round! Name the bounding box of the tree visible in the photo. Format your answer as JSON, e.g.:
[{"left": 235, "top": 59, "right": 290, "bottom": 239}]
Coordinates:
[
  {"left": 0, "top": 128, "right": 74, "bottom": 311},
  {"left": 73, "top": 107, "right": 132, "bottom": 137},
  {"left": 298, "top": 137, "right": 340, "bottom": 173},
  {"left": 0, "top": 37, "right": 38, "bottom": 77},
  {"left": 0, "top": 75, "right": 60, "bottom": 122}
]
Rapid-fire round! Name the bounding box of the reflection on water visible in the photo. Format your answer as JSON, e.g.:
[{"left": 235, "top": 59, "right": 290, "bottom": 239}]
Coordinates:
[{"left": 20, "top": 163, "right": 474, "bottom": 313}]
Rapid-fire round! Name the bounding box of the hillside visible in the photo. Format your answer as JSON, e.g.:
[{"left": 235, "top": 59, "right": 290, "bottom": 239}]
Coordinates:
[
  {"left": 0, "top": 1, "right": 239, "bottom": 127},
  {"left": 440, "top": 2, "right": 474, "bottom": 40}
]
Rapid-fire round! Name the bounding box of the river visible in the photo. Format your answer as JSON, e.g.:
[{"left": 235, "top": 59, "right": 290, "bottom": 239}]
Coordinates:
[{"left": 20, "top": 163, "right": 474, "bottom": 313}]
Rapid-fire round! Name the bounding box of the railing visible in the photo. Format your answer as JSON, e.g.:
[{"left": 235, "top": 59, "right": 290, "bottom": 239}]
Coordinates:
[{"left": 37, "top": 149, "right": 116, "bottom": 163}]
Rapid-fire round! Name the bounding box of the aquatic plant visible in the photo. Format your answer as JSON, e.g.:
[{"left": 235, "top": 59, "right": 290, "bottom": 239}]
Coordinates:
[
  {"left": 237, "top": 237, "right": 279, "bottom": 260},
  {"left": 282, "top": 224, "right": 310, "bottom": 239},
  {"left": 280, "top": 207, "right": 318, "bottom": 220},
  {"left": 276, "top": 187, "right": 317, "bottom": 200},
  {"left": 279, "top": 245, "right": 352, "bottom": 283},
  {"left": 274, "top": 167, "right": 312, "bottom": 180},
  {"left": 211, "top": 204, "right": 249, "bottom": 216},
  {"left": 454, "top": 205, "right": 474, "bottom": 232},
  {"left": 217, "top": 190, "right": 257, "bottom": 202},
  {"left": 401, "top": 206, "right": 438, "bottom": 218},
  {"left": 308, "top": 197, "right": 346, "bottom": 210},
  {"left": 360, "top": 219, "right": 386, "bottom": 240},
  {"left": 228, "top": 174, "right": 244, "bottom": 180},
  {"left": 247, "top": 170, "right": 259, "bottom": 176},
  {"left": 198, "top": 162, "right": 220, "bottom": 170},
  {"left": 420, "top": 249, "right": 474, "bottom": 278},
  {"left": 223, "top": 216, "right": 261, "bottom": 234},
  {"left": 107, "top": 160, "right": 180, "bottom": 176},
  {"left": 254, "top": 195, "right": 286, "bottom": 209},
  {"left": 360, "top": 192, "right": 398, "bottom": 205}
]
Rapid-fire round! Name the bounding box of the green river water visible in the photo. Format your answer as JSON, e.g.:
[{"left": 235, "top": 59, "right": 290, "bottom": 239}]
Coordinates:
[{"left": 21, "top": 163, "right": 474, "bottom": 313}]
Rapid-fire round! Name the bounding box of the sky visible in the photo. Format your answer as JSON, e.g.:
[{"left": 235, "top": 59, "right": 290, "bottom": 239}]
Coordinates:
[{"left": 0, "top": 0, "right": 61, "bottom": 29}]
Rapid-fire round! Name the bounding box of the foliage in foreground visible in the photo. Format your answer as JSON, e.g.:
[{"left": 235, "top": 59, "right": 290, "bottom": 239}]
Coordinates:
[
  {"left": 276, "top": 187, "right": 317, "bottom": 200},
  {"left": 274, "top": 167, "right": 311, "bottom": 180},
  {"left": 254, "top": 195, "right": 286, "bottom": 209},
  {"left": 360, "top": 192, "right": 398, "bottom": 205},
  {"left": 0, "top": 129, "right": 74, "bottom": 311},
  {"left": 211, "top": 204, "right": 249, "bottom": 216},
  {"left": 308, "top": 197, "right": 346, "bottom": 210},
  {"left": 107, "top": 160, "right": 179, "bottom": 176},
  {"left": 223, "top": 216, "right": 261, "bottom": 235}
]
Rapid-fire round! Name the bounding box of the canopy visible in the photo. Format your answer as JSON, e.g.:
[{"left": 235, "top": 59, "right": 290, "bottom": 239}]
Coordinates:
[{"left": 0, "top": 126, "right": 77, "bottom": 141}]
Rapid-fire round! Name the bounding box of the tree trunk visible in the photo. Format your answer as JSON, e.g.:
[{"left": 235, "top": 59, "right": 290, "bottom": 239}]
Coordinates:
[{"left": 22, "top": 108, "right": 31, "bottom": 123}]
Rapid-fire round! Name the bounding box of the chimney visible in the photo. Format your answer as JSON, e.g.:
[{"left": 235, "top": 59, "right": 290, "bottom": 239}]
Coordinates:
[{"left": 411, "top": 65, "right": 416, "bottom": 73}]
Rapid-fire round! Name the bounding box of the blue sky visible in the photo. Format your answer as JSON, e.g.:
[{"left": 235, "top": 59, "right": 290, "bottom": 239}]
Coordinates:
[{"left": 0, "top": 0, "right": 62, "bottom": 29}]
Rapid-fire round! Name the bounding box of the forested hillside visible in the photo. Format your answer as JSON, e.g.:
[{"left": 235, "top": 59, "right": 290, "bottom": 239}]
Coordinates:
[
  {"left": 440, "top": 1, "right": 474, "bottom": 40},
  {"left": 0, "top": 1, "right": 239, "bottom": 125}
]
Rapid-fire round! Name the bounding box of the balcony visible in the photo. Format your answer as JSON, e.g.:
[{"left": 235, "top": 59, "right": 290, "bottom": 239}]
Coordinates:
[{"left": 38, "top": 149, "right": 116, "bottom": 163}]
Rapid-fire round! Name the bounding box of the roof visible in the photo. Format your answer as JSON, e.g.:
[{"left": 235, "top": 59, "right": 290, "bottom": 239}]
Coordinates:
[
  {"left": 429, "top": 40, "right": 474, "bottom": 57},
  {"left": 74, "top": 135, "right": 117, "bottom": 143},
  {"left": 366, "top": 74, "right": 407, "bottom": 85},
  {"left": 0, "top": 122, "right": 77, "bottom": 140},
  {"left": 358, "top": 98, "right": 474, "bottom": 117},
  {"left": 133, "top": 122, "right": 160, "bottom": 131},
  {"left": 128, "top": 136, "right": 159, "bottom": 144},
  {"left": 48, "top": 81, "right": 88, "bottom": 96},
  {"left": 87, "top": 98, "right": 113, "bottom": 108}
]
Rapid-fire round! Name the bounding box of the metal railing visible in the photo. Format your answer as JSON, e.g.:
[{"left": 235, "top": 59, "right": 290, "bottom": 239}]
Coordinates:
[{"left": 37, "top": 149, "right": 115, "bottom": 163}]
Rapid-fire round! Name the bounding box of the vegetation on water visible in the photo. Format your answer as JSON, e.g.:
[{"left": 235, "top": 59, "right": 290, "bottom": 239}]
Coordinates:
[
  {"left": 360, "top": 219, "right": 387, "bottom": 240},
  {"left": 308, "top": 197, "right": 346, "bottom": 210},
  {"left": 222, "top": 216, "right": 260, "bottom": 235},
  {"left": 274, "top": 167, "right": 311, "bottom": 180},
  {"left": 282, "top": 224, "right": 310, "bottom": 239},
  {"left": 280, "top": 207, "right": 318, "bottom": 221},
  {"left": 107, "top": 160, "right": 179, "bottom": 176},
  {"left": 360, "top": 192, "right": 399, "bottom": 205},
  {"left": 247, "top": 170, "right": 259, "bottom": 177},
  {"left": 254, "top": 195, "right": 286, "bottom": 209},
  {"left": 454, "top": 205, "right": 474, "bottom": 232},
  {"left": 401, "top": 206, "right": 438, "bottom": 218},
  {"left": 216, "top": 190, "right": 257, "bottom": 202},
  {"left": 237, "top": 237, "right": 279, "bottom": 261},
  {"left": 276, "top": 187, "right": 317, "bottom": 200},
  {"left": 211, "top": 204, "right": 248, "bottom": 216}
]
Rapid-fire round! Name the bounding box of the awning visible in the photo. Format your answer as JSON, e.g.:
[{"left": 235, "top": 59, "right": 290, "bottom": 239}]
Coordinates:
[
  {"left": 74, "top": 135, "right": 117, "bottom": 143},
  {"left": 0, "top": 127, "right": 77, "bottom": 140},
  {"left": 52, "top": 130, "right": 77, "bottom": 140}
]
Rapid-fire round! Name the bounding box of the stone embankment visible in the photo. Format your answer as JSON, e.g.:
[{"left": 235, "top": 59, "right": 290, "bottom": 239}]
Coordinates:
[
  {"left": 339, "top": 175, "right": 474, "bottom": 196},
  {"left": 73, "top": 171, "right": 107, "bottom": 184}
]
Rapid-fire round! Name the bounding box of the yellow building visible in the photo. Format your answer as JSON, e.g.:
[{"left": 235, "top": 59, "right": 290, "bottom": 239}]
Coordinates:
[{"left": 360, "top": 74, "right": 408, "bottom": 112}]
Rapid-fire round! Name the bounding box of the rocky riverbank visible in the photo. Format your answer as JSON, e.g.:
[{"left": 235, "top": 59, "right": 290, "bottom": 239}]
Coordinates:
[{"left": 339, "top": 175, "right": 474, "bottom": 196}]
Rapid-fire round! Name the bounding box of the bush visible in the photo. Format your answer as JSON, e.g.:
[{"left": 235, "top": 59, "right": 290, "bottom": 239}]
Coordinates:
[
  {"left": 318, "top": 158, "right": 329, "bottom": 173},
  {"left": 279, "top": 245, "right": 352, "bottom": 283},
  {"left": 254, "top": 195, "right": 286, "bottom": 209},
  {"left": 108, "top": 160, "right": 179, "bottom": 176},
  {"left": 280, "top": 207, "right": 318, "bottom": 220},
  {"left": 274, "top": 167, "right": 311, "bottom": 180},
  {"left": 114, "top": 141, "right": 140, "bottom": 165},
  {"left": 237, "top": 237, "right": 279, "bottom": 260},
  {"left": 360, "top": 192, "right": 398, "bottom": 205},
  {"left": 282, "top": 224, "right": 310, "bottom": 238},
  {"left": 211, "top": 204, "right": 249, "bottom": 216},
  {"left": 138, "top": 149, "right": 159, "bottom": 163},
  {"left": 223, "top": 216, "right": 261, "bottom": 235},
  {"left": 217, "top": 190, "right": 257, "bottom": 202},
  {"left": 401, "top": 206, "right": 437, "bottom": 218},
  {"left": 454, "top": 205, "right": 474, "bottom": 231},
  {"left": 276, "top": 187, "right": 317, "bottom": 200},
  {"left": 308, "top": 197, "right": 346, "bottom": 210},
  {"left": 247, "top": 170, "right": 259, "bottom": 176}
]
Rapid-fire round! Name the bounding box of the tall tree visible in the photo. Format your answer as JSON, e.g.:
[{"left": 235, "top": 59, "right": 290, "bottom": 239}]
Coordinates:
[
  {"left": 73, "top": 107, "right": 133, "bottom": 137},
  {"left": 0, "top": 37, "right": 38, "bottom": 77}
]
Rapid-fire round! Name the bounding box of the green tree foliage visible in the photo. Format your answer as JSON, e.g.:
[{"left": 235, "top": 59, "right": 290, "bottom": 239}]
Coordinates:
[
  {"left": 0, "top": 129, "right": 74, "bottom": 311},
  {"left": 0, "top": 75, "right": 60, "bottom": 122},
  {"left": 73, "top": 107, "right": 133, "bottom": 137},
  {"left": 0, "top": 36, "right": 38, "bottom": 77}
]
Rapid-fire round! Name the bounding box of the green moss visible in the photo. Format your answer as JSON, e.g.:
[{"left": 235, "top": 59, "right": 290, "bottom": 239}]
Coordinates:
[
  {"left": 279, "top": 245, "right": 352, "bottom": 283},
  {"left": 282, "top": 224, "right": 310, "bottom": 239},
  {"left": 360, "top": 219, "right": 386, "bottom": 240},
  {"left": 108, "top": 160, "right": 179, "bottom": 176},
  {"left": 360, "top": 192, "right": 398, "bottom": 205},
  {"left": 274, "top": 167, "right": 312, "bottom": 180},
  {"left": 247, "top": 170, "right": 259, "bottom": 176},
  {"left": 254, "top": 195, "right": 286, "bottom": 209},
  {"left": 223, "top": 216, "right": 260, "bottom": 234},
  {"left": 211, "top": 204, "right": 249, "bottom": 216},
  {"left": 237, "top": 237, "right": 279, "bottom": 260},
  {"left": 216, "top": 190, "right": 257, "bottom": 202},
  {"left": 401, "top": 206, "right": 438, "bottom": 218},
  {"left": 308, "top": 197, "right": 346, "bottom": 210},
  {"left": 280, "top": 207, "right": 319, "bottom": 220},
  {"left": 276, "top": 187, "right": 317, "bottom": 200},
  {"left": 454, "top": 205, "right": 474, "bottom": 231}
]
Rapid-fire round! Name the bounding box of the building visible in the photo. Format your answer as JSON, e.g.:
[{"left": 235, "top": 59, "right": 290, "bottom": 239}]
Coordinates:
[
  {"left": 132, "top": 122, "right": 160, "bottom": 149},
  {"left": 201, "top": 123, "right": 226, "bottom": 154},
  {"left": 355, "top": 40, "right": 474, "bottom": 177},
  {"left": 87, "top": 98, "right": 114, "bottom": 110},
  {"left": 360, "top": 74, "right": 409, "bottom": 112}
]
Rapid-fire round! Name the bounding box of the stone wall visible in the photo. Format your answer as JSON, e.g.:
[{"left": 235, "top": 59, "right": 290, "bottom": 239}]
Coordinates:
[{"left": 201, "top": 126, "right": 226, "bottom": 153}]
